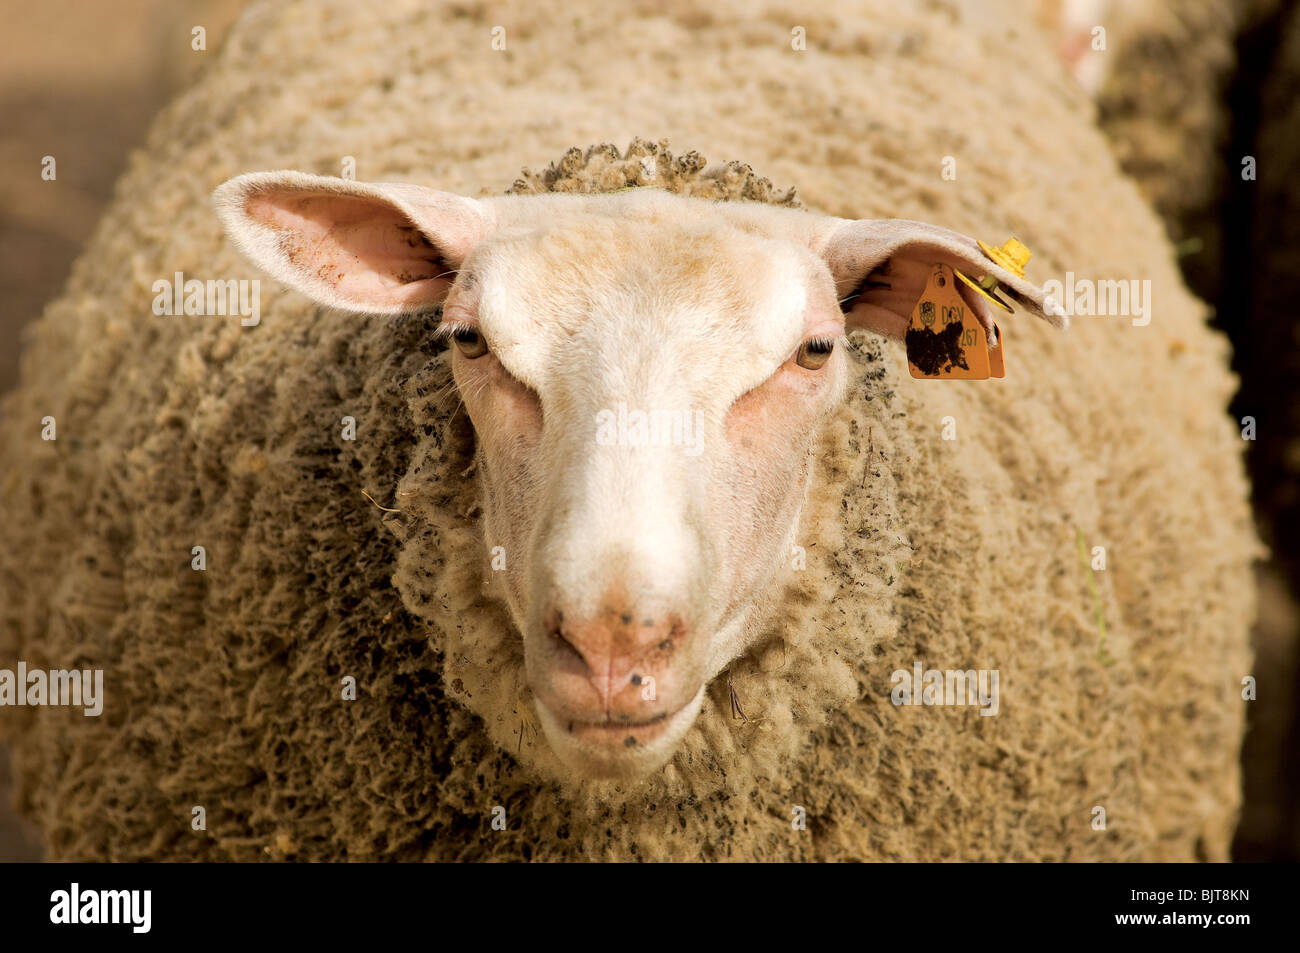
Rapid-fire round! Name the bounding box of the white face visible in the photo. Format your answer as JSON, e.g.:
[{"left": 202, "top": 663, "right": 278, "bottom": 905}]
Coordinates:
[
  {"left": 215, "top": 171, "right": 1052, "bottom": 781},
  {"left": 444, "top": 198, "right": 849, "bottom": 776}
]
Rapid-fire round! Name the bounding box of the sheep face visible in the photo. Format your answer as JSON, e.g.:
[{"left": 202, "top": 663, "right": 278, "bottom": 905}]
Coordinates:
[
  {"left": 446, "top": 209, "right": 849, "bottom": 777},
  {"left": 214, "top": 173, "right": 1055, "bottom": 780}
]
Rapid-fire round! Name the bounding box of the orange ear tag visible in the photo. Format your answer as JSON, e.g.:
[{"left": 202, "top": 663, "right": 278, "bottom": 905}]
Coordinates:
[
  {"left": 988, "top": 323, "right": 1006, "bottom": 378},
  {"left": 906, "top": 264, "right": 990, "bottom": 380}
]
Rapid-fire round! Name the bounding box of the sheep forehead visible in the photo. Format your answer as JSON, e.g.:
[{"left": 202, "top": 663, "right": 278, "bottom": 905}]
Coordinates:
[{"left": 468, "top": 210, "right": 812, "bottom": 400}]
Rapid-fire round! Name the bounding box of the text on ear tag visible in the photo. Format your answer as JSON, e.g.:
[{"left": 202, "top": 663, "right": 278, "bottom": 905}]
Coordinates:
[{"left": 905, "top": 264, "right": 990, "bottom": 380}]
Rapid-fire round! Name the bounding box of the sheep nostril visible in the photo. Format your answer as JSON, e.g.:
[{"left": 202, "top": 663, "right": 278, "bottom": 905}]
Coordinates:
[
  {"left": 657, "top": 618, "right": 686, "bottom": 653},
  {"left": 547, "top": 617, "right": 587, "bottom": 670}
]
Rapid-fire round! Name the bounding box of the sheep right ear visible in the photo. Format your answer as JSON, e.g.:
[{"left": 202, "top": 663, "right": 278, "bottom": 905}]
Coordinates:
[
  {"left": 819, "top": 218, "right": 1067, "bottom": 343},
  {"left": 213, "top": 171, "right": 494, "bottom": 314}
]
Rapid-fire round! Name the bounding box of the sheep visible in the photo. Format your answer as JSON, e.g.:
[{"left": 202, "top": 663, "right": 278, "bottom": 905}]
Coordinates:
[{"left": 0, "top": 0, "right": 1257, "bottom": 861}]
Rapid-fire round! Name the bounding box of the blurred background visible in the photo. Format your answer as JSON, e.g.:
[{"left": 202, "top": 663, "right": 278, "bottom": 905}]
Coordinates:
[{"left": 0, "top": 0, "right": 1295, "bottom": 861}]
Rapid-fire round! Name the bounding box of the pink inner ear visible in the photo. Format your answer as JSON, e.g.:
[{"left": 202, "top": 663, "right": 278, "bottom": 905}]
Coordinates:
[
  {"left": 843, "top": 255, "right": 994, "bottom": 342},
  {"left": 245, "top": 191, "right": 453, "bottom": 309},
  {"left": 842, "top": 256, "right": 932, "bottom": 340}
]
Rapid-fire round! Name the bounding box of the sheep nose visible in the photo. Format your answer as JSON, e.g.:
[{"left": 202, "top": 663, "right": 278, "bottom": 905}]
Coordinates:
[{"left": 543, "top": 601, "right": 685, "bottom": 709}]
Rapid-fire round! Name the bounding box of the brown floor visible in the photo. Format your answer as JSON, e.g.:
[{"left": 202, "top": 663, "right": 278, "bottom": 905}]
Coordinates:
[{"left": 0, "top": 749, "right": 41, "bottom": 861}]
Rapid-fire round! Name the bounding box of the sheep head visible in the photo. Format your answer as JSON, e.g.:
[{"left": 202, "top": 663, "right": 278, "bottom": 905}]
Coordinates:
[{"left": 214, "top": 172, "right": 1060, "bottom": 780}]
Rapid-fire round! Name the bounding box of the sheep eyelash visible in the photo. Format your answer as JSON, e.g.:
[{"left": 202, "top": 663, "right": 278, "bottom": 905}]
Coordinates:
[{"left": 432, "top": 319, "right": 479, "bottom": 343}]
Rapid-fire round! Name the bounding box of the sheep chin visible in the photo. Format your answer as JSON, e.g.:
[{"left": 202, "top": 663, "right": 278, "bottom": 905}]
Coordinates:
[{"left": 532, "top": 685, "right": 706, "bottom": 781}]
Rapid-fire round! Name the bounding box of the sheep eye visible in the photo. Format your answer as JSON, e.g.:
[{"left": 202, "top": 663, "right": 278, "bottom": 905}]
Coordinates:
[
  {"left": 451, "top": 327, "right": 488, "bottom": 359},
  {"left": 795, "top": 336, "right": 834, "bottom": 370}
]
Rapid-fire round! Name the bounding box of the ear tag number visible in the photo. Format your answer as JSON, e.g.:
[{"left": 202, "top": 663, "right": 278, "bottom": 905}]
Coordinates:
[{"left": 905, "top": 264, "right": 991, "bottom": 380}]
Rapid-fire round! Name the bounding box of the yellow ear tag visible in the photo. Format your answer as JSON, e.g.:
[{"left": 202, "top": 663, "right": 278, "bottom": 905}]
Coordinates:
[
  {"left": 906, "top": 264, "right": 991, "bottom": 380},
  {"left": 954, "top": 269, "right": 1014, "bottom": 313},
  {"left": 953, "top": 237, "right": 1032, "bottom": 314}
]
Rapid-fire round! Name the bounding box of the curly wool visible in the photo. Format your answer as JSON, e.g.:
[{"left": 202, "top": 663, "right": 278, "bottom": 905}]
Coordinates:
[{"left": 0, "top": 0, "right": 1257, "bottom": 861}]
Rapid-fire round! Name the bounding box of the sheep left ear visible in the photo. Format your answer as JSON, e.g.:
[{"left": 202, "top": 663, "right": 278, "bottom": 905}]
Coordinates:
[
  {"left": 213, "top": 171, "right": 494, "bottom": 315},
  {"left": 819, "top": 219, "right": 1066, "bottom": 341}
]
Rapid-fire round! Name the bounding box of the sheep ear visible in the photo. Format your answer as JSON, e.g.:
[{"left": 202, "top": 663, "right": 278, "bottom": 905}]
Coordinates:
[
  {"left": 820, "top": 219, "right": 1066, "bottom": 341},
  {"left": 213, "top": 171, "right": 494, "bottom": 314}
]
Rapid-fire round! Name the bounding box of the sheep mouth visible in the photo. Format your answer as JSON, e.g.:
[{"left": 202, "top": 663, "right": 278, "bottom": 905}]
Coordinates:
[
  {"left": 530, "top": 686, "right": 707, "bottom": 774},
  {"left": 565, "top": 710, "right": 673, "bottom": 744},
  {"left": 532, "top": 686, "right": 707, "bottom": 771}
]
